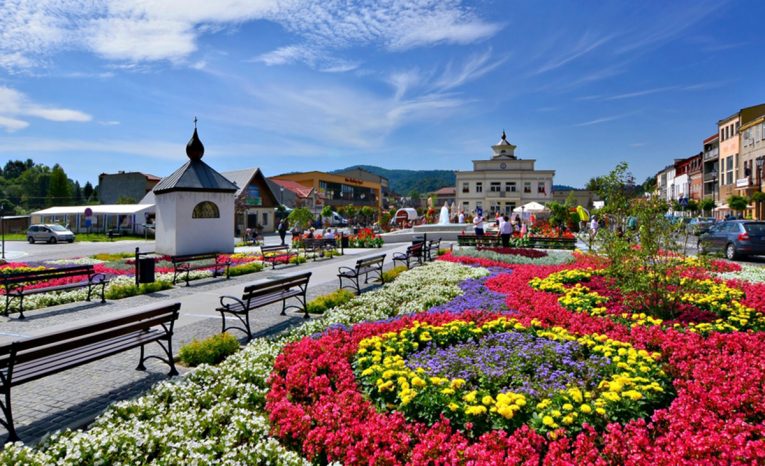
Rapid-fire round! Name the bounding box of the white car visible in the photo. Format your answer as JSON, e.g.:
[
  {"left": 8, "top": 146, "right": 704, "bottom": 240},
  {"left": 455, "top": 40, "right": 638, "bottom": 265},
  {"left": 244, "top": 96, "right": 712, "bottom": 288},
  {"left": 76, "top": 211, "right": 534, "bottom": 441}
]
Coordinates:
[{"left": 27, "top": 224, "right": 76, "bottom": 244}]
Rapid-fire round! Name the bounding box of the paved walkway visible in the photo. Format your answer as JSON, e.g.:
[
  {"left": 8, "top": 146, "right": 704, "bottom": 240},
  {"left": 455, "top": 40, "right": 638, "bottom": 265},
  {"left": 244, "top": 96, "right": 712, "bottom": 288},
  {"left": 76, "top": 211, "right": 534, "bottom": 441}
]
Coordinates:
[{"left": 0, "top": 242, "right": 413, "bottom": 444}]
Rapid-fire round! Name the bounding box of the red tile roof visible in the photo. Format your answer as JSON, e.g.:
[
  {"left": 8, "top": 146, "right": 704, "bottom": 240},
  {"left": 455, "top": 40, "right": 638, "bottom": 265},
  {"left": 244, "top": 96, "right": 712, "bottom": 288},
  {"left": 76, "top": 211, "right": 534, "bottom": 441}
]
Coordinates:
[
  {"left": 433, "top": 187, "right": 456, "bottom": 195},
  {"left": 270, "top": 178, "right": 313, "bottom": 198},
  {"left": 703, "top": 134, "right": 719, "bottom": 144}
]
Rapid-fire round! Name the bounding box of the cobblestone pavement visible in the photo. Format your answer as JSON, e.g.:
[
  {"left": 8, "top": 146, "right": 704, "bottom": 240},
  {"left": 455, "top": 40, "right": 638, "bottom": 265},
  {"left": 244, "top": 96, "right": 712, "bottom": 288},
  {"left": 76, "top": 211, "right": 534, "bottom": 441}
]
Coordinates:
[{"left": 0, "top": 243, "right": 413, "bottom": 444}]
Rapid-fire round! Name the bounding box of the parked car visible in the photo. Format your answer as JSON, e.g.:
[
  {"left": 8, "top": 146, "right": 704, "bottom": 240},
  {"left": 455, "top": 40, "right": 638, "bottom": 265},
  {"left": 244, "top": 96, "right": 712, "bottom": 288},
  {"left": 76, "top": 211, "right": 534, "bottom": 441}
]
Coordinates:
[
  {"left": 686, "top": 217, "right": 716, "bottom": 236},
  {"left": 697, "top": 220, "right": 765, "bottom": 260},
  {"left": 27, "top": 224, "right": 76, "bottom": 244}
]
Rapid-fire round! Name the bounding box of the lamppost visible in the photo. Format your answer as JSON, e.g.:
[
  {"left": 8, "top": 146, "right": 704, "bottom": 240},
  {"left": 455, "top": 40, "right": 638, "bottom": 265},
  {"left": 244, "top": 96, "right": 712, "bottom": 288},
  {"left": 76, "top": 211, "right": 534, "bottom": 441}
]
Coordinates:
[
  {"left": 1, "top": 202, "right": 6, "bottom": 261},
  {"left": 756, "top": 157, "right": 764, "bottom": 219}
]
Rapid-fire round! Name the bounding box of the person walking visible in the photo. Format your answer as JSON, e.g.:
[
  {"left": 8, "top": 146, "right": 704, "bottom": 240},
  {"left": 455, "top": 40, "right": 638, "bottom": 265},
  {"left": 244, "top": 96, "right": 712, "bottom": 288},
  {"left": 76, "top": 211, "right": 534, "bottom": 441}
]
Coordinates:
[
  {"left": 473, "top": 212, "right": 485, "bottom": 236},
  {"left": 277, "top": 218, "right": 288, "bottom": 245},
  {"left": 499, "top": 215, "right": 513, "bottom": 247},
  {"left": 458, "top": 211, "right": 465, "bottom": 224}
]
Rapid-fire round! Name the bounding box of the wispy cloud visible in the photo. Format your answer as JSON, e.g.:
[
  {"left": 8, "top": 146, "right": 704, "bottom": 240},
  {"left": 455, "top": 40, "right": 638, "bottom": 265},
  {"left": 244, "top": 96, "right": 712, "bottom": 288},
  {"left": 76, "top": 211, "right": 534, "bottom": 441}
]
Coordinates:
[
  {"left": 0, "top": 86, "right": 92, "bottom": 132},
  {"left": 1, "top": 1, "right": 501, "bottom": 71},
  {"left": 573, "top": 113, "right": 632, "bottom": 127},
  {"left": 254, "top": 44, "right": 360, "bottom": 72},
  {"left": 534, "top": 32, "right": 613, "bottom": 75},
  {"left": 432, "top": 49, "right": 507, "bottom": 92}
]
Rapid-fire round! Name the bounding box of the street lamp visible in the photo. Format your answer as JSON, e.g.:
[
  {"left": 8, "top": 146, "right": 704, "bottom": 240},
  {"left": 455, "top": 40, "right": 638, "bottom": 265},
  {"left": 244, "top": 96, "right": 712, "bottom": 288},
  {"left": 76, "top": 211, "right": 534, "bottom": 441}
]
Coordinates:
[{"left": 1, "top": 202, "right": 5, "bottom": 261}]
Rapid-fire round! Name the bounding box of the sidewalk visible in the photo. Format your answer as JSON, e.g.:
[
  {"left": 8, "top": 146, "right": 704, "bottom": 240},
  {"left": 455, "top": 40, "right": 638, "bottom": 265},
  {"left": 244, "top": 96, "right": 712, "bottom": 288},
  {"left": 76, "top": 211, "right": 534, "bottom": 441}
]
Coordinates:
[{"left": 0, "top": 242, "right": 412, "bottom": 444}]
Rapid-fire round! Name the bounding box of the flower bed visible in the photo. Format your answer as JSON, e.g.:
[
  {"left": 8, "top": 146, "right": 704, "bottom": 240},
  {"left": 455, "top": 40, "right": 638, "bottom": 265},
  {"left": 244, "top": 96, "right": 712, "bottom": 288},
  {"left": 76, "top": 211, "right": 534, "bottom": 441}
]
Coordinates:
[
  {"left": 5, "top": 256, "right": 765, "bottom": 464},
  {"left": 443, "top": 248, "right": 574, "bottom": 266},
  {"left": 456, "top": 234, "right": 576, "bottom": 250}
]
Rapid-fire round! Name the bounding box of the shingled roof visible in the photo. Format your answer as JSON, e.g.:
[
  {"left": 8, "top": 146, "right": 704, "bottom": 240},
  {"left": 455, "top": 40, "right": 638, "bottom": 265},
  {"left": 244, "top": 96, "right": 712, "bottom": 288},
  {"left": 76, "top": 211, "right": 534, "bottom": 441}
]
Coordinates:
[{"left": 153, "top": 128, "right": 238, "bottom": 194}]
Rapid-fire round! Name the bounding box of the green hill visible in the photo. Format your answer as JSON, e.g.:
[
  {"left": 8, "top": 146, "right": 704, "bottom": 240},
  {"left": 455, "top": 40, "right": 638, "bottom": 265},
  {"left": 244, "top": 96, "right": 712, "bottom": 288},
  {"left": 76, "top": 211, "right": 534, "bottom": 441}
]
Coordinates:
[{"left": 333, "top": 165, "right": 455, "bottom": 195}]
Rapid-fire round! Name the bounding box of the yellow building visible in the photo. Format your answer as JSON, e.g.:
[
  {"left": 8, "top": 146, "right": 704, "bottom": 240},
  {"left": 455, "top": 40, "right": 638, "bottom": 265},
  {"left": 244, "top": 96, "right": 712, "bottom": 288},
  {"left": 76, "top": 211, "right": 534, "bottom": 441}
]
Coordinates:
[{"left": 272, "top": 171, "right": 383, "bottom": 212}]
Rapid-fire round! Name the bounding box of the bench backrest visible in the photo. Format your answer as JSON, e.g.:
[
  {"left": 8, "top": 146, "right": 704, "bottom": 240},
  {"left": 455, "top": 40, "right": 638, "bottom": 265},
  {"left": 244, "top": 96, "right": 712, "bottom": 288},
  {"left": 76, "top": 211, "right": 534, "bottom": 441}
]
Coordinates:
[
  {"left": 408, "top": 243, "right": 423, "bottom": 255},
  {"left": 356, "top": 254, "right": 386, "bottom": 269},
  {"left": 1, "top": 265, "right": 95, "bottom": 286},
  {"left": 171, "top": 253, "right": 218, "bottom": 263},
  {"left": 0, "top": 302, "right": 181, "bottom": 369},
  {"left": 261, "top": 245, "right": 290, "bottom": 253},
  {"left": 241, "top": 272, "right": 312, "bottom": 302},
  {"left": 302, "top": 238, "right": 320, "bottom": 248}
]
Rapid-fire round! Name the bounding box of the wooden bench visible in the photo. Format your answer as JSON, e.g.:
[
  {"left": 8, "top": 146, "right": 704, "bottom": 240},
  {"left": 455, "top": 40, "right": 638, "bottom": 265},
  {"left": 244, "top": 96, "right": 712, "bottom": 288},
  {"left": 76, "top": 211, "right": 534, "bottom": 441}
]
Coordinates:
[
  {"left": 107, "top": 229, "right": 123, "bottom": 240},
  {"left": 1, "top": 265, "right": 110, "bottom": 319},
  {"left": 337, "top": 254, "right": 386, "bottom": 295},
  {"left": 0, "top": 302, "right": 181, "bottom": 442},
  {"left": 170, "top": 253, "right": 231, "bottom": 286},
  {"left": 216, "top": 272, "right": 312, "bottom": 340},
  {"left": 302, "top": 238, "right": 337, "bottom": 261},
  {"left": 425, "top": 238, "right": 442, "bottom": 262},
  {"left": 260, "top": 245, "right": 297, "bottom": 269},
  {"left": 392, "top": 242, "right": 424, "bottom": 269}
]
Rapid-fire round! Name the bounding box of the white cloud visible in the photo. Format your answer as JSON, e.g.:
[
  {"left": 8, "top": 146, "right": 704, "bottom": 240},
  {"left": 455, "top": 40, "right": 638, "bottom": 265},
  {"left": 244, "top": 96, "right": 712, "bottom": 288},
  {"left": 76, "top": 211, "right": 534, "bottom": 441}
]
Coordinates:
[
  {"left": 0, "top": 86, "right": 92, "bottom": 132},
  {"left": 0, "top": 116, "right": 30, "bottom": 132},
  {"left": 0, "top": 1, "right": 501, "bottom": 70},
  {"left": 432, "top": 49, "right": 506, "bottom": 92}
]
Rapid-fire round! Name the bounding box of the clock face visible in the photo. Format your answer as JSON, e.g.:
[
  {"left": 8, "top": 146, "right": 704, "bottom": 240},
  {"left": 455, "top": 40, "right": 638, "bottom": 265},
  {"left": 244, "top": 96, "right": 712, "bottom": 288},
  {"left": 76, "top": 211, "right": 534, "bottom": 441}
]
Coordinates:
[{"left": 500, "top": 162, "right": 507, "bottom": 169}]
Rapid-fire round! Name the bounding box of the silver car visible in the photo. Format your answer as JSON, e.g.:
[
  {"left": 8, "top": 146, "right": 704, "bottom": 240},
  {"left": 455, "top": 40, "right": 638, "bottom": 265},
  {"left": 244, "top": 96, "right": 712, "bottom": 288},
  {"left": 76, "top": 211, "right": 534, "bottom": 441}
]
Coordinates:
[{"left": 27, "top": 224, "right": 76, "bottom": 244}]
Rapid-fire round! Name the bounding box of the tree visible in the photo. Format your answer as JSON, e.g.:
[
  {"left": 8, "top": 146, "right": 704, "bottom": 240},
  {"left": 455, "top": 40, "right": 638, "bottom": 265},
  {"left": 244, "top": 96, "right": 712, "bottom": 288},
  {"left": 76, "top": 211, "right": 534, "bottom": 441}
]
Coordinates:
[
  {"left": 547, "top": 201, "right": 569, "bottom": 228},
  {"left": 699, "top": 198, "right": 715, "bottom": 216},
  {"left": 642, "top": 176, "right": 657, "bottom": 195},
  {"left": 359, "top": 206, "right": 375, "bottom": 226},
  {"left": 83, "top": 182, "right": 94, "bottom": 201},
  {"left": 727, "top": 195, "right": 749, "bottom": 216},
  {"left": 48, "top": 164, "right": 71, "bottom": 206},
  {"left": 74, "top": 181, "right": 83, "bottom": 204},
  {"left": 287, "top": 207, "right": 314, "bottom": 230},
  {"left": 588, "top": 162, "right": 637, "bottom": 226},
  {"left": 751, "top": 192, "right": 765, "bottom": 220},
  {"left": 116, "top": 196, "right": 137, "bottom": 204}
]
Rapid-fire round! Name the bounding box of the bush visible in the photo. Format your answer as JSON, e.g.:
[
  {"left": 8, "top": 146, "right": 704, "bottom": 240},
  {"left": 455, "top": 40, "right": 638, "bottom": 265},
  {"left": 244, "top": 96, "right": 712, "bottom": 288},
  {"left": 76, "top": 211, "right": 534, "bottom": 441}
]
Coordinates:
[
  {"left": 178, "top": 332, "right": 240, "bottom": 367},
  {"left": 105, "top": 280, "right": 173, "bottom": 300},
  {"left": 289, "top": 255, "right": 307, "bottom": 265},
  {"left": 228, "top": 261, "right": 264, "bottom": 277},
  {"left": 306, "top": 289, "right": 355, "bottom": 314},
  {"left": 382, "top": 266, "right": 408, "bottom": 283},
  {"left": 92, "top": 252, "right": 134, "bottom": 261}
]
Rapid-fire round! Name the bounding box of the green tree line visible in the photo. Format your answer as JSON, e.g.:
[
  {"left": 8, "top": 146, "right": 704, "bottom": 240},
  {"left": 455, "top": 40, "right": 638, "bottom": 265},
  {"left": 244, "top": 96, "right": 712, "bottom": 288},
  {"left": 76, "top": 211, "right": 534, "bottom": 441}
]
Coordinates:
[{"left": 0, "top": 159, "right": 95, "bottom": 214}]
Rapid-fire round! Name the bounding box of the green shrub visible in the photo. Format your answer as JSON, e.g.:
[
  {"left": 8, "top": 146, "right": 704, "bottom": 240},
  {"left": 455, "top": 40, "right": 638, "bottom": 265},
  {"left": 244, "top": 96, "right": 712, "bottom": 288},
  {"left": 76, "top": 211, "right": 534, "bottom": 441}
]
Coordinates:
[
  {"left": 382, "top": 266, "right": 408, "bottom": 283},
  {"left": 105, "top": 280, "right": 173, "bottom": 300},
  {"left": 306, "top": 289, "right": 355, "bottom": 314},
  {"left": 93, "top": 252, "right": 134, "bottom": 261},
  {"left": 437, "top": 248, "right": 449, "bottom": 256},
  {"left": 228, "top": 261, "right": 264, "bottom": 277},
  {"left": 289, "top": 255, "right": 307, "bottom": 265},
  {"left": 178, "top": 332, "right": 241, "bottom": 367}
]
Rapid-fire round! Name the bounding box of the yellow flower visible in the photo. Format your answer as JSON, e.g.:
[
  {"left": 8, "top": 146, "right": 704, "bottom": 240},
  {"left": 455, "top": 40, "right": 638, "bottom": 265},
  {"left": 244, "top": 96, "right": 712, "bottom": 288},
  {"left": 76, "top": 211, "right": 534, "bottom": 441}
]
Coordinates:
[
  {"left": 580, "top": 404, "right": 592, "bottom": 414},
  {"left": 542, "top": 415, "right": 555, "bottom": 426}
]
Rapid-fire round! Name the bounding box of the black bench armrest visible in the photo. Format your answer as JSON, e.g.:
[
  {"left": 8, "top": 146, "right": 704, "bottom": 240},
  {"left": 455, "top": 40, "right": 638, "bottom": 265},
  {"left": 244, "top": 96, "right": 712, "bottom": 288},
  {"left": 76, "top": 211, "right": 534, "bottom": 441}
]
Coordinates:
[
  {"left": 219, "top": 295, "right": 245, "bottom": 310},
  {"left": 337, "top": 266, "right": 356, "bottom": 275}
]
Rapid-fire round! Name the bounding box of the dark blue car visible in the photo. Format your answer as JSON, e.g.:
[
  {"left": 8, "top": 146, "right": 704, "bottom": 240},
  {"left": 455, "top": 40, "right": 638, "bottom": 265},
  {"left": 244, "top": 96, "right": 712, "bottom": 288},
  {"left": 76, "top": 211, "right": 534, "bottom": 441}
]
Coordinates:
[{"left": 698, "top": 220, "right": 765, "bottom": 260}]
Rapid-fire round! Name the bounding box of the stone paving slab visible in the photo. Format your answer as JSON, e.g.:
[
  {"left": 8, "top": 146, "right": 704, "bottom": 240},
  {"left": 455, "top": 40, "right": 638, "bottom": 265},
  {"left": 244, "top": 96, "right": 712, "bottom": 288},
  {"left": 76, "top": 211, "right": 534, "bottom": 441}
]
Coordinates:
[{"left": 0, "top": 243, "right": 413, "bottom": 444}]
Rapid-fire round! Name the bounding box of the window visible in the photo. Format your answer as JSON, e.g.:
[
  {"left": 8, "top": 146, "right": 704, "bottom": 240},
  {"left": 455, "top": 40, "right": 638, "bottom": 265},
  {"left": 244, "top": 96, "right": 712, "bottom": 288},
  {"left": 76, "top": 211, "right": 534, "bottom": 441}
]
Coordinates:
[
  {"left": 523, "top": 182, "right": 531, "bottom": 193},
  {"left": 192, "top": 201, "right": 220, "bottom": 218},
  {"left": 505, "top": 181, "right": 516, "bottom": 192},
  {"left": 462, "top": 182, "right": 469, "bottom": 193},
  {"left": 476, "top": 201, "right": 483, "bottom": 211},
  {"left": 476, "top": 182, "right": 483, "bottom": 193},
  {"left": 537, "top": 182, "right": 546, "bottom": 194},
  {"left": 262, "top": 212, "right": 269, "bottom": 226},
  {"left": 462, "top": 201, "right": 470, "bottom": 212},
  {"left": 489, "top": 201, "right": 498, "bottom": 215},
  {"left": 490, "top": 182, "right": 501, "bottom": 192}
]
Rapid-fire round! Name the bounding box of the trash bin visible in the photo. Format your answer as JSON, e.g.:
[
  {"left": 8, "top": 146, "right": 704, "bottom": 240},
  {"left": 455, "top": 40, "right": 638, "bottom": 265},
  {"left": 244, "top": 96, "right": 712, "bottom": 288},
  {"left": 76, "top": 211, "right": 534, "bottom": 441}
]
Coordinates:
[
  {"left": 341, "top": 235, "right": 350, "bottom": 248},
  {"left": 137, "top": 258, "right": 155, "bottom": 284}
]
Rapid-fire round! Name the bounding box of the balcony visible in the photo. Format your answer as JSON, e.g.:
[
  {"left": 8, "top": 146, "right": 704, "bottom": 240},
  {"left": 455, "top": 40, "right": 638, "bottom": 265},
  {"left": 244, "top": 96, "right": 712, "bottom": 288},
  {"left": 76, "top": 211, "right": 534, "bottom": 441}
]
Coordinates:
[
  {"left": 703, "top": 172, "right": 718, "bottom": 182},
  {"left": 703, "top": 149, "right": 719, "bottom": 161}
]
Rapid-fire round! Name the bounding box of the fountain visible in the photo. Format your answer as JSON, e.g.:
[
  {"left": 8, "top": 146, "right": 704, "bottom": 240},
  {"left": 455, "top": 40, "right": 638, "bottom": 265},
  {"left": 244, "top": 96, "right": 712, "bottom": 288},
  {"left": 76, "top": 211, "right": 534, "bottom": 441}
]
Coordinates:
[{"left": 438, "top": 201, "right": 450, "bottom": 225}]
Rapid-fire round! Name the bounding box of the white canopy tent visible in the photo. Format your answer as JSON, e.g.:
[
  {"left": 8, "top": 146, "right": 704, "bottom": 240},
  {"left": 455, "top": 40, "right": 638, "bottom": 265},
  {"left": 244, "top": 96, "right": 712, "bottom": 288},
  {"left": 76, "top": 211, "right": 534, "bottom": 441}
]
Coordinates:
[
  {"left": 512, "top": 201, "right": 548, "bottom": 213},
  {"left": 31, "top": 204, "right": 156, "bottom": 234}
]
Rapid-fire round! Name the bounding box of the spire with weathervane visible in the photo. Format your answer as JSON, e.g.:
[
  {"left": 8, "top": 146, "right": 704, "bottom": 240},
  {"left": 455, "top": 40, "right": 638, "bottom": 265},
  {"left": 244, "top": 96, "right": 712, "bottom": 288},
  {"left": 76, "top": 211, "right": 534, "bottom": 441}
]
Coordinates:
[
  {"left": 491, "top": 129, "right": 517, "bottom": 159},
  {"left": 186, "top": 116, "right": 205, "bottom": 161}
]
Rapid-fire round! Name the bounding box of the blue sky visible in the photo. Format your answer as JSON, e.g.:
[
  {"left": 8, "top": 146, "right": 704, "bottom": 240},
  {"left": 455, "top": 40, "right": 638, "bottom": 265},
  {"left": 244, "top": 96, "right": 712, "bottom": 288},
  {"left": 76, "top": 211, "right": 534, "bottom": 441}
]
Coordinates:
[{"left": 1, "top": 0, "right": 764, "bottom": 189}]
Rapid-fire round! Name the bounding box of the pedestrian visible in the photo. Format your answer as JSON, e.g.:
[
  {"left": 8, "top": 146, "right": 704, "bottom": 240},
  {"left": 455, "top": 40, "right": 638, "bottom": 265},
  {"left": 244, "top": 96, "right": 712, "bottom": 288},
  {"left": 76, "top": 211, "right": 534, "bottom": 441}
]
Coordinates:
[
  {"left": 473, "top": 212, "right": 485, "bottom": 236},
  {"left": 520, "top": 222, "right": 528, "bottom": 237},
  {"left": 589, "top": 216, "right": 599, "bottom": 240},
  {"left": 306, "top": 227, "right": 315, "bottom": 239},
  {"left": 324, "top": 228, "right": 335, "bottom": 240},
  {"left": 277, "top": 218, "right": 288, "bottom": 245},
  {"left": 458, "top": 211, "right": 465, "bottom": 224},
  {"left": 499, "top": 215, "right": 513, "bottom": 247},
  {"left": 513, "top": 215, "right": 521, "bottom": 233}
]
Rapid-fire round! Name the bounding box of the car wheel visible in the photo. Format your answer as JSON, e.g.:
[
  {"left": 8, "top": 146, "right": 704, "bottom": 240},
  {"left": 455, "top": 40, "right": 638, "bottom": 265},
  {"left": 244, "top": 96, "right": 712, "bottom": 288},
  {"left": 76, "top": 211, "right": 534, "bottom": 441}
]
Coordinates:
[
  {"left": 27, "top": 236, "right": 35, "bottom": 244},
  {"left": 48, "top": 237, "right": 57, "bottom": 244},
  {"left": 68, "top": 239, "right": 75, "bottom": 243},
  {"left": 725, "top": 243, "right": 738, "bottom": 260}
]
